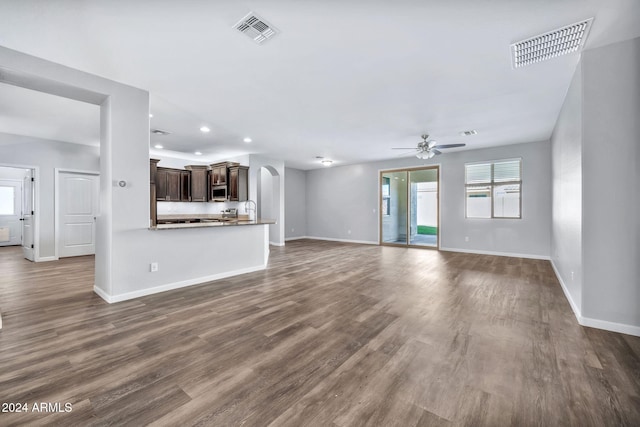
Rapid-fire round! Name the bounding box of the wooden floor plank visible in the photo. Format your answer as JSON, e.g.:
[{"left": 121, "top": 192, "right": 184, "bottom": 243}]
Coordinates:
[{"left": 0, "top": 240, "right": 639, "bottom": 426}]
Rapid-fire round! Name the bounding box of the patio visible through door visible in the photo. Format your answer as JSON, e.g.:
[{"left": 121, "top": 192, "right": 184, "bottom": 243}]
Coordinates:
[{"left": 380, "top": 166, "right": 439, "bottom": 248}]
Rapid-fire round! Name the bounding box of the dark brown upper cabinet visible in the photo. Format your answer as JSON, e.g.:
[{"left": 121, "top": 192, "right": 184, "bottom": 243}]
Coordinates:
[
  {"left": 185, "top": 165, "right": 209, "bottom": 202},
  {"left": 228, "top": 166, "right": 249, "bottom": 202},
  {"left": 210, "top": 162, "right": 227, "bottom": 186},
  {"left": 156, "top": 167, "right": 183, "bottom": 201},
  {"left": 180, "top": 170, "right": 191, "bottom": 202}
]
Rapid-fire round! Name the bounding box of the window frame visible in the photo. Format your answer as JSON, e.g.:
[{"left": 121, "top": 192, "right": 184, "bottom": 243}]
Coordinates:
[
  {"left": 381, "top": 176, "right": 391, "bottom": 216},
  {"left": 464, "top": 158, "right": 522, "bottom": 219}
]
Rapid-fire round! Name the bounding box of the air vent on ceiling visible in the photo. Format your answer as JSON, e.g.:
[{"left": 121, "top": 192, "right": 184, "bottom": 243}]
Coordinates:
[
  {"left": 233, "top": 12, "right": 278, "bottom": 44},
  {"left": 510, "top": 18, "right": 593, "bottom": 68},
  {"left": 460, "top": 130, "right": 478, "bottom": 136},
  {"left": 151, "top": 129, "right": 170, "bottom": 136}
]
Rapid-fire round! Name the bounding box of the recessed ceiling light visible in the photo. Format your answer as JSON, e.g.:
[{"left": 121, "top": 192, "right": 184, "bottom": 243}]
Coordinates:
[
  {"left": 194, "top": 151, "right": 202, "bottom": 156},
  {"left": 321, "top": 159, "right": 333, "bottom": 166},
  {"left": 200, "top": 126, "right": 210, "bottom": 133},
  {"left": 460, "top": 130, "right": 478, "bottom": 136},
  {"left": 149, "top": 113, "right": 153, "bottom": 118},
  {"left": 243, "top": 137, "right": 252, "bottom": 143},
  {"left": 154, "top": 144, "right": 163, "bottom": 149}
]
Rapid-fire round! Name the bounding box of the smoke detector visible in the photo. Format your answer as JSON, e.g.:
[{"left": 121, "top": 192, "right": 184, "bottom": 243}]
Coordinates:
[
  {"left": 511, "top": 18, "right": 593, "bottom": 68},
  {"left": 233, "top": 12, "right": 278, "bottom": 44}
]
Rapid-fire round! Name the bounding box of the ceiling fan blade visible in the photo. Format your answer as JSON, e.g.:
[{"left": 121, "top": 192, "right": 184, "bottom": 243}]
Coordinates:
[
  {"left": 427, "top": 140, "right": 437, "bottom": 149},
  {"left": 396, "top": 150, "right": 418, "bottom": 157},
  {"left": 431, "top": 148, "right": 442, "bottom": 155},
  {"left": 433, "top": 143, "right": 466, "bottom": 149},
  {"left": 391, "top": 147, "right": 419, "bottom": 150}
]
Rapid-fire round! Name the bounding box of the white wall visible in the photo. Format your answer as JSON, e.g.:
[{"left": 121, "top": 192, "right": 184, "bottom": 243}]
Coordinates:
[
  {"left": 0, "top": 166, "right": 29, "bottom": 180},
  {"left": 581, "top": 37, "right": 640, "bottom": 329},
  {"left": 550, "top": 36, "right": 640, "bottom": 336},
  {"left": 551, "top": 64, "right": 583, "bottom": 313},
  {"left": 306, "top": 141, "right": 552, "bottom": 257},
  {"left": 284, "top": 167, "right": 307, "bottom": 239},
  {"left": 0, "top": 134, "right": 99, "bottom": 258}
]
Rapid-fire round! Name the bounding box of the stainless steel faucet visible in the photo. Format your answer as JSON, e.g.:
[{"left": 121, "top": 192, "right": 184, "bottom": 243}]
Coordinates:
[{"left": 244, "top": 200, "right": 257, "bottom": 221}]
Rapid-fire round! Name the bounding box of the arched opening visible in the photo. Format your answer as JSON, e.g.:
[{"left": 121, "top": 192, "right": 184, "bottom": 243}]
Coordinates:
[{"left": 257, "top": 165, "right": 282, "bottom": 246}]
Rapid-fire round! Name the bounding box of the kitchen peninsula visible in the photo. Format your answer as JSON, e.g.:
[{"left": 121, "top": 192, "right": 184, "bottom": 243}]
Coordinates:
[{"left": 109, "top": 158, "right": 275, "bottom": 304}]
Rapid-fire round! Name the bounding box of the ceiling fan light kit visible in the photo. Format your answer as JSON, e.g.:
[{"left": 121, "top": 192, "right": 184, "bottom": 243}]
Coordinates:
[{"left": 392, "top": 134, "right": 465, "bottom": 159}]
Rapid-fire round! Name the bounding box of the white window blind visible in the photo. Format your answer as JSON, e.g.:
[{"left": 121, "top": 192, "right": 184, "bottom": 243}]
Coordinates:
[
  {"left": 465, "top": 159, "right": 522, "bottom": 219},
  {"left": 493, "top": 160, "right": 521, "bottom": 182}
]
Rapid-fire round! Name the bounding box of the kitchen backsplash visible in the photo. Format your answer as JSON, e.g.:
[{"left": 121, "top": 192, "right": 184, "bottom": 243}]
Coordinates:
[{"left": 157, "top": 201, "right": 250, "bottom": 215}]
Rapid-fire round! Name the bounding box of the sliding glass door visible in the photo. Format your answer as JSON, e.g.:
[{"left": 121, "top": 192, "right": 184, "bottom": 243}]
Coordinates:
[{"left": 380, "top": 166, "right": 439, "bottom": 248}]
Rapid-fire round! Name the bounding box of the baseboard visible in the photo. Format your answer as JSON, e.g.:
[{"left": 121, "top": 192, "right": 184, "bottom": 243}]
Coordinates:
[
  {"left": 550, "top": 259, "right": 582, "bottom": 320},
  {"left": 305, "top": 236, "right": 378, "bottom": 245},
  {"left": 36, "top": 256, "right": 59, "bottom": 262},
  {"left": 580, "top": 316, "right": 640, "bottom": 337},
  {"left": 439, "top": 247, "right": 550, "bottom": 260},
  {"left": 550, "top": 259, "right": 640, "bottom": 337},
  {"left": 269, "top": 241, "right": 285, "bottom": 247},
  {"left": 93, "top": 285, "right": 112, "bottom": 303},
  {"left": 94, "top": 264, "right": 267, "bottom": 304},
  {"left": 285, "top": 236, "right": 308, "bottom": 241}
]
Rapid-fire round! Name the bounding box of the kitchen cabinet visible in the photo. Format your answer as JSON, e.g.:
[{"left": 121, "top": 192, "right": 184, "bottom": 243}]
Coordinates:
[
  {"left": 150, "top": 159, "right": 160, "bottom": 183},
  {"left": 156, "top": 167, "right": 182, "bottom": 201},
  {"left": 228, "top": 166, "right": 249, "bottom": 202},
  {"left": 180, "top": 170, "right": 191, "bottom": 202},
  {"left": 185, "top": 165, "right": 209, "bottom": 202},
  {"left": 210, "top": 162, "right": 227, "bottom": 186},
  {"left": 150, "top": 184, "right": 157, "bottom": 226}
]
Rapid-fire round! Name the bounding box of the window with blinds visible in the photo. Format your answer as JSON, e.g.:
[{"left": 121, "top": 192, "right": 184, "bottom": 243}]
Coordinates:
[{"left": 465, "top": 159, "right": 521, "bottom": 219}]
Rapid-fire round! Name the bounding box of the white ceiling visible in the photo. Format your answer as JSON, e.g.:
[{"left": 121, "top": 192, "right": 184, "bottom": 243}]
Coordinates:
[{"left": 1, "top": 0, "right": 639, "bottom": 169}]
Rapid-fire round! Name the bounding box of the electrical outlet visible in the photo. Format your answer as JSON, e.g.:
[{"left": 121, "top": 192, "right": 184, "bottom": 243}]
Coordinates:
[
  {"left": 571, "top": 271, "right": 574, "bottom": 281},
  {"left": 465, "top": 236, "right": 469, "bottom": 242},
  {"left": 347, "top": 230, "right": 352, "bottom": 235},
  {"left": 291, "top": 228, "right": 295, "bottom": 232},
  {"left": 150, "top": 262, "right": 158, "bottom": 272}
]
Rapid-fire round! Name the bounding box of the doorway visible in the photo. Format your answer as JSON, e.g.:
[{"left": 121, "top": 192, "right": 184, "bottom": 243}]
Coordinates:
[
  {"left": 55, "top": 170, "right": 100, "bottom": 258},
  {"left": 380, "top": 166, "right": 439, "bottom": 248},
  {"left": 257, "top": 165, "right": 282, "bottom": 246},
  {"left": 0, "top": 166, "right": 36, "bottom": 260}
]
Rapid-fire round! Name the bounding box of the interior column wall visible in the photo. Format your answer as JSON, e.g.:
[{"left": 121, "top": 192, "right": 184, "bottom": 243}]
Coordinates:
[{"left": 581, "top": 36, "right": 640, "bottom": 329}]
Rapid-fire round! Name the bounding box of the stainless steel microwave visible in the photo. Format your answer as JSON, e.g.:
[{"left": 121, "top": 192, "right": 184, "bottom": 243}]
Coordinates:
[{"left": 211, "top": 185, "right": 227, "bottom": 201}]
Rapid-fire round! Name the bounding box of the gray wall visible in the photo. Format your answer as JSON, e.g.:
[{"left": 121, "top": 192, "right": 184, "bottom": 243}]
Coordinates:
[
  {"left": 550, "top": 36, "right": 640, "bottom": 333},
  {"left": 551, "top": 64, "right": 583, "bottom": 313},
  {"left": 581, "top": 37, "right": 640, "bottom": 327},
  {"left": 0, "top": 133, "right": 100, "bottom": 258},
  {"left": 284, "top": 167, "right": 307, "bottom": 239},
  {"left": 306, "top": 140, "right": 552, "bottom": 257}
]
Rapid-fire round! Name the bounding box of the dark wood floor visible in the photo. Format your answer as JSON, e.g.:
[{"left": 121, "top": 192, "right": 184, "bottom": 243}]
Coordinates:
[{"left": 0, "top": 241, "right": 638, "bottom": 426}]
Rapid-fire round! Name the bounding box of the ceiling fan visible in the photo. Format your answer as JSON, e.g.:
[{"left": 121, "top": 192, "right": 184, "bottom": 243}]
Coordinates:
[{"left": 393, "top": 134, "right": 465, "bottom": 159}]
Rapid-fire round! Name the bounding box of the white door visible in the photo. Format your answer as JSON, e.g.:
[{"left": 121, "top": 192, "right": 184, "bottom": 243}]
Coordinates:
[
  {"left": 22, "top": 171, "right": 35, "bottom": 261},
  {"left": 0, "top": 179, "right": 22, "bottom": 246},
  {"left": 58, "top": 171, "right": 99, "bottom": 257}
]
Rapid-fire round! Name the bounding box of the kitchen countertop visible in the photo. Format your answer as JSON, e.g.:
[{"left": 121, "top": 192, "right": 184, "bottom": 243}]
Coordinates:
[{"left": 151, "top": 216, "right": 275, "bottom": 230}]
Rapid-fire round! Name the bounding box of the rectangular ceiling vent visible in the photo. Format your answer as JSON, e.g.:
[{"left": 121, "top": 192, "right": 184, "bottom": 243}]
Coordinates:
[
  {"left": 510, "top": 18, "right": 593, "bottom": 68},
  {"left": 233, "top": 12, "right": 278, "bottom": 45}
]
